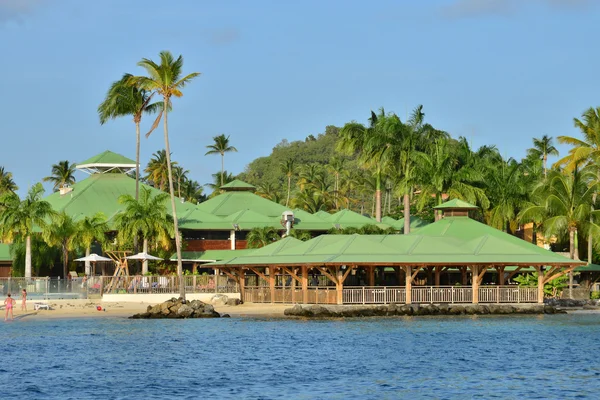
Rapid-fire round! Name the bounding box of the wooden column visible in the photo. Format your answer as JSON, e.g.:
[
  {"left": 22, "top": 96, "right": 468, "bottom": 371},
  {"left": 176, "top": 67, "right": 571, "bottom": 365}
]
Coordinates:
[
  {"left": 367, "top": 265, "right": 375, "bottom": 286},
  {"left": 291, "top": 267, "right": 297, "bottom": 303},
  {"left": 434, "top": 266, "right": 441, "bottom": 287},
  {"left": 536, "top": 266, "right": 544, "bottom": 304},
  {"left": 269, "top": 267, "right": 276, "bottom": 304},
  {"left": 427, "top": 267, "right": 433, "bottom": 285},
  {"left": 239, "top": 268, "right": 246, "bottom": 303},
  {"left": 394, "top": 267, "right": 402, "bottom": 286},
  {"left": 405, "top": 266, "right": 412, "bottom": 304},
  {"left": 336, "top": 266, "right": 343, "bottom": 305},
  {"left": 471, "top": 265, "right": 479, "bottom": 304},
  {"left": 497, "top": 266, "right": 505, "bottom": 286},
  {"left": 214, "top": 268, "right": 219, "bottom": 293},
  {"left": 301, "top": 265, "right": 308, "bottom": 304},
  {"left": 461, "top": 267, "right": 468, "bottom": 285}
]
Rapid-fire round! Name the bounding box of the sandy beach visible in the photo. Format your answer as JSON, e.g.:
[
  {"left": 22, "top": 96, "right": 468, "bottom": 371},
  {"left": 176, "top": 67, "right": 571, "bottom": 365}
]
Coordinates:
[{"left": 1, "top": 299, "right": 289, "bottom": 320}]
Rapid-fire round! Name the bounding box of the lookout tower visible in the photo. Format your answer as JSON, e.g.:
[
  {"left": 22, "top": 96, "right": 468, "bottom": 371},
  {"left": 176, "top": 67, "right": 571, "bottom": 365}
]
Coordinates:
[
  {"left": 76, "top": 150, "right": 136, "bottom": 174},
  {"left": 433, "top": 199, "right": 478, "bottom": 219}
]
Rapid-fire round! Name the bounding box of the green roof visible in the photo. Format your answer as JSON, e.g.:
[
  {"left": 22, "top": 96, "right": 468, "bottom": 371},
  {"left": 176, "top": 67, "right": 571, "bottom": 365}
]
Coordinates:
[
  {"left": 575, "top": 263, "right": 600, "bottom": 272},
  {"left": 77, "top": 150, "right": 136, "bottom": 167},
  {"left": 385, "top": 216, "right": 430, "bottom": 232},
  {"left": 328, "top": 209, "right": 388, "bottom": 229},
  {"left": 172, "top": 249, "right": 256, "bottom": 262},
  {"left": 211, "top": 217, "right": 581, "bottom": 267},
  {"left": 314, "top": 210, "right": 332, "bottom": 220},
  {"left": 220, "top": 179, "right": 256, "bottom": 191},
  {"left": 434, "top": 199, "right": 478, "bottom": 210},
  {"left": 196, "top": 191, "right": 288, "bottom": 218},
  {"left": 0, "top": 243, "right": 11, "bottom": 262},
  {"left": 44, "top": 173, "right": 200, "bottom": 227}
]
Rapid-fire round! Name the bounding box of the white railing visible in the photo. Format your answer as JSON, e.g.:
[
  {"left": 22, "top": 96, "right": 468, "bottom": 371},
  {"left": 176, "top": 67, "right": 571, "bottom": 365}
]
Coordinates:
[
  {"left": 343, "top": 287, "right": 406, "bottom": 304},
  {"left": 100, "top": 275, "right": 239, "bottom": 295},
  {"left": 243, "top": 286, "right": 337, "bottom": 304},
  {"left": 478, "top": 286, "right": 538, "bottom": 303}
]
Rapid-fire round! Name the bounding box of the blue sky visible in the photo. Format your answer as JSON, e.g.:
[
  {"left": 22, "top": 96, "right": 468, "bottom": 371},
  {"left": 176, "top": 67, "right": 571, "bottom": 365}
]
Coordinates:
[{"left": 1, "top": 0, "right": 598, "bottom": 196}]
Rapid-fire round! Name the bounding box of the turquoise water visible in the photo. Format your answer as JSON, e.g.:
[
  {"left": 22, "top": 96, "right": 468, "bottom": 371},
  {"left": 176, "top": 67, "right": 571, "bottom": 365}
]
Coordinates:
[{"left": 1, "top": 314, "right": 599, "bottom": 399}]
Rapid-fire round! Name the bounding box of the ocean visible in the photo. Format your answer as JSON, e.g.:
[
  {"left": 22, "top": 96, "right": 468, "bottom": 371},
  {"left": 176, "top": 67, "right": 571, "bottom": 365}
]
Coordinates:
[{"left": 1, "top": 314, "right": 599, "bottom": 399}]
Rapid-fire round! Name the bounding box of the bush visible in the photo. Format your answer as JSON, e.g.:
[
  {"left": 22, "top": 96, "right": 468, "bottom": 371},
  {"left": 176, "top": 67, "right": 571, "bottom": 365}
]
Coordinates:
[{"left": 591, "top": 291, "right": 600, "bottom": 300}]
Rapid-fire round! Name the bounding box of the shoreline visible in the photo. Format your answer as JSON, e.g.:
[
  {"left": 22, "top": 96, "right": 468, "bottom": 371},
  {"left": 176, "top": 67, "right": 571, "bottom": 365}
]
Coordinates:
[{"left": 3, "top": 300, "right": 600, "bottom": 321}]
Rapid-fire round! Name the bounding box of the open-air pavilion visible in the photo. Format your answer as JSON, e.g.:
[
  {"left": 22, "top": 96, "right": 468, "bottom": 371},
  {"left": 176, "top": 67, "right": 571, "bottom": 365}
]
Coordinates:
[{"left": 209, "top": 201, "right": 584, "bottom": 305}]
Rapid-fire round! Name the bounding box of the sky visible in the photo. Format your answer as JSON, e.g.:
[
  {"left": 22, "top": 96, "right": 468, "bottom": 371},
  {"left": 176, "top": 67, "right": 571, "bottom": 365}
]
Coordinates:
[{"left": 1, "top": 0, "right": 599, "bottom": 196}]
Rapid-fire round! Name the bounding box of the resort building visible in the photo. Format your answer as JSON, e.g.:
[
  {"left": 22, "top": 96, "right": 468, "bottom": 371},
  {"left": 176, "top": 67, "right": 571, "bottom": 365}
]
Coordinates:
[{"left": 0, "top": 243, "right": 11, "bottom": 277}]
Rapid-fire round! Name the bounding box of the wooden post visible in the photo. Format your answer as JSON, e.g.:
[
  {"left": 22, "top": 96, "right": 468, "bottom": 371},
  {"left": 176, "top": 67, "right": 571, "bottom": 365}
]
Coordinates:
[
  {"left": 394, "top": 266, "right": 402, "bottom": 286},
  {"left": 471, "top": 265, "right": 479, "bottom": 304},
  {"left": 405, "top": 266, "right": 412, "bottom": 304},
  {"left": 269, "top": 267, "right": 276, "bottom": 304},
  {"left": 497, "top": 266, "right": 505, "bottom": 286},
  {"left": 461, "top": 266, "right": 468, "bottom": 286},
  {"left": 239, "top": 268, "right": 246, "bottom": 303},
  {"left": 301, "top": 265, "right": 308, "bottom": 304},
  {"left": 214, "top": 268, "right": 219, "bottom": 294},
  {"left": 427, "top": 267, "right": 433, "bottom": 285},
  {"left": 291, "top": 267, "right": 297, "bottom": 303},
  {"left": 434, "top": 266, "right": 441, "bottom": 287},
  {"left": 536, "top": 266, "right": 544, "bottom": 304},
  {"left": 336, "top": 266, "right": 343, "bottom": 305},
  {"left": 368, "top": 265, "right": 375, "bottom": 286}
]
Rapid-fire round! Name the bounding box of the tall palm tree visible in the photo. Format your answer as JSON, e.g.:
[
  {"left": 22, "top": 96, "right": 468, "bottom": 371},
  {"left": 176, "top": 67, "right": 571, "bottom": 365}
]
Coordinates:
[
  {"left": 43, "top": 160, "right": 77, "bottom": 192},
  {"left": 145, "top": 150, "right": 176, "bottom": 191},
  {"left": 43, "top": 212, "right": 78, "bottom": 279},
  {"left": 328, "top": 157, "right": 346, "bottom": 210},
  {"left": 181, "top": 180, "right": 205, "bottom": 204},
  {"left": 75, "top": 213, "right": 109, "bottom": 276},
  {"left": 0, "top": 183, "right": 54, "bottom": 278},
  {"left": 205, "top": 134, "right": 238, "bottom": 187},
  {"left": 113, "top": 188, "right": 174, "bottom": 274},
  {"left": 485, "top": 159, "right": 527, "bottom": 233},
  {"left": 206, "top": 171, "right": 235, "bottom": 195},
  {"left": 257, "top": 182, "right": 282, "bottom": 203},
  {"left": 98, "top": 73, "right": 161, "bottom": 200},
  {"left": 134, "top": 51, "right": 200, "bottom": 298},
  {"left": 246, "top": 227, "right": 279, "bottom": 248},
  {"left": 280, "top": 159, "right": 296, "bottom": 207},
  {"left": 0, "top": 167, "right": 18, "bottom": 194},
  {"left": 527, "top": 135, "right": 559, "bottom": 178},
  {"left": 173, "top": 165, "right": 189, "bottom": 198}
]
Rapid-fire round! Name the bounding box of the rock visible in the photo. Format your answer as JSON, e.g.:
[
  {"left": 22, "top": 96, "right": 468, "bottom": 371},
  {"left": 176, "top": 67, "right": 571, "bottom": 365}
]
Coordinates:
[
  {"left": 177, "top": 304, "right": 194, "bottom": 318},
  {"left": 309, "top": 305, "right": 332, "bottom": 317},
  {"left": 543, "top": 305, "right": 555, "bottom": 314},
  {"left": 488, "top": 304, "right": 515, "bottom": 314},
  {"left": 221, "top": 314, "right": 231, "bottom": 318},
  {"left": 226, "top": 298, "right": 241, "bottom": 306},
  {"left": 210, "top": 294, "right": 229, "bottom": 306}
]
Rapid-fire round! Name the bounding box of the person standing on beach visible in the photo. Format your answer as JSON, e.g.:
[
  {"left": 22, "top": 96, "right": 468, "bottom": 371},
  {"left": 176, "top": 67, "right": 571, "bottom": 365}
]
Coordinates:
[
  {"left": 21, "top": 289, "right": 27, "bottom": 311},
  {"left": 4, "top": 293, "right": 15, "bottom": 321}
]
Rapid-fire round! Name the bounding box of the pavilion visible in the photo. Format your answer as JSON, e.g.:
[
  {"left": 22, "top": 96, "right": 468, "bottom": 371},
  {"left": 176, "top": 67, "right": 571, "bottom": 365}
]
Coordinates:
[{"left": 208, "top": 200, "right": 584, "bottom": 305}]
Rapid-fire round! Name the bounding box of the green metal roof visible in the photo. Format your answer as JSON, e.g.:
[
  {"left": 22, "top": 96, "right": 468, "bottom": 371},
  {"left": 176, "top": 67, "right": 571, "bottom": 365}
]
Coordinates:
[
  {"left": 433, "top": 199, "right": 478, "bottom": 210},
  {"left": 0, "top": 243, "right": 11, "bottom": 262},
  {"left": 210, "top": 217, "right": 581, "bottom": 267},
  {"left": 575, "top": 263, "right": 600, "bottom": 272},
  {"left": 393, "top": 216, "right": 430, "bottom": 232},
  {"left": 173, "top": 249, "right": 256, "bottom": 262},
  {"left": 44, "top": 173, "right": 199, "bottom": 227},
  {"left": 328, "top": 209, "right": 388, "bottom": 229},
  {"left": 314, "top": 210, "right": 332, "bottom": 220},
  {"left": 220, "top": 179, "right": 256, "bottom": 191},
  {"left": 77, "top": 150, "right": 136, "bottom": 166},
  {"left": 196, "top": 191, "right": 289, "bottom": 218}
]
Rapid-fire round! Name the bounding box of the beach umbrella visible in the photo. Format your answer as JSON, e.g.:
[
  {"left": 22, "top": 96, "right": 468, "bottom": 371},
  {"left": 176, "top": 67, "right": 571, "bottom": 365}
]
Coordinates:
[
  {"left": 74, "top": 253, "right": 113, "bottom": 276},
  {"left": 125, "top": 252, "right": 163, "bottom": 261}
]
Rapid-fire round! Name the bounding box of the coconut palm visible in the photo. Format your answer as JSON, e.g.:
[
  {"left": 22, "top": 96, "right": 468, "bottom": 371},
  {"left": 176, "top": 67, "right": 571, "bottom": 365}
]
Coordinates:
[
  {"left": 133, "top": 50, "right": 200, "bottom": 298},
  {"left": 556, "top": 107, "right": 600, "bottom": 170},
  {"left": 328, "top": 157, "right": 346, "bottom": 210},
  {"left": 280, "top": 159, "right": 296, "bottom": 207},
  {"left": 145, "top": 150, "right": 176, "bottom": 191},
  {"left": 205, "top": 134, "right": 238, "bottom": 187},
  {"left": 246, "top": 227, "right": 279, "bottom": 248},
  {"left": 43, "top": 212, "right": 78, "bottom": 279},
  {"left": 0, "top": 183, "right": 54, "bottom": 278},
  {"left": 291, "top": 189, "right": 331, "bottom": 213},
  {"left": 98, "top": 73, "right": 161, "bottom": 200},
  {"left": 527, "top": 135, "right": 559, "bottom": 178},
  {"left": 181, "top": 180, "right": 205, "bottom": 204},
  {"left": 0, "top": 167, "right": 18, "bottom": 194},
  {"left": 75, "top": 213, "right": 109, "bottom": 276},
  {"left": 43, "top": 160, "right": 77, "bottom": 192},
  {"left": 173, "top": 165, "right": 189, "bottom": 198},
  {"left": 257, "top": 182, "right": 282, "bottom": 203},
  {"left": 113, "top": 188, "right": 174, "bottom": 274},
  {"left": 288, "top": 229, "right": 312, "bottom": 241},
  {"left": 206, "top": 171, "right": 235, "bottom": 195},
  {"left": 485, "top": 159, "right": 528, "bottom": 233}
]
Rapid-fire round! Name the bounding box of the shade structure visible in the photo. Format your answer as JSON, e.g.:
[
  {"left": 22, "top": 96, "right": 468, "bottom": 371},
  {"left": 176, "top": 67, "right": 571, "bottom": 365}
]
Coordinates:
[
  {"left": 74, "top": 253, "right": 113, "bottom": 262},
  {"left": 125, "top": 252, "right": 163, "bottom": 261}
]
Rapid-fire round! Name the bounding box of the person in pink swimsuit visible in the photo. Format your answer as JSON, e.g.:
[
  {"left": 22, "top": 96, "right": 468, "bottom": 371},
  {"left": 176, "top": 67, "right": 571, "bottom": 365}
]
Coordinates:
[
  {"left": 4, "top": 293, "right": 15, "bottom": 321},
  {"left": 21, "top": 289, "right": 27, "bottom": 311}
]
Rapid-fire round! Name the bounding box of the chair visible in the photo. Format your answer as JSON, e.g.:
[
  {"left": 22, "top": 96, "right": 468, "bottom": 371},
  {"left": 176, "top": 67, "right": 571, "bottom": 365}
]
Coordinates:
[{"left": 34, "top": 302, "right": 50, "bottom": 310}]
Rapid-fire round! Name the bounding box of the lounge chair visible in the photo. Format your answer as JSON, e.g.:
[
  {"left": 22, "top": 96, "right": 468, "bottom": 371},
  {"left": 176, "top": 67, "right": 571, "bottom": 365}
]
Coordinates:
[{"left": 34, "top": 302, "right": 50, "bottom": 310}]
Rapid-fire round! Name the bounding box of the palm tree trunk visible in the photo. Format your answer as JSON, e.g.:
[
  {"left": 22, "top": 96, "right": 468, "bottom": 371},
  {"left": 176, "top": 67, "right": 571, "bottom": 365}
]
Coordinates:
[
  {"left": 221, "top": 153, "right": 224, "bottom": 187},
  {"left": 142, "top": 239, "right": 149, "bottom": 275},
  {"left": 25, "top": 235, "right": 32, "bottom": 279},
  {"left": 574, "top": 229, "right": 579, "bottom": 260},
  {"left": 85, "top": 246, "right": 91, "bottom": 276},
  {"left": 375, "top": 172, "right": 382, "bottom": 222},
  {"left": 286, "top": 176, "right": 291, "bottom": 207},
  {"left": 135, "top": 121, "right": 141, "bottom": 200},
  {"left": 403, "top": 194, "right": 410, "bottom": 234},
  {"left": 543, "top": 154, "right": 547, "bottom": 179},
  {"left": 590, "top": 193, "right": 596, "bottom": 263},
  {"left": 569, "top": 229, "right": 575, "bottom": 260},
  {"left": 162, "top": 97, "right": 185, "bottom": 300},
  {"left": 63, "top": 244, "right": 68, "bottom": 279}
]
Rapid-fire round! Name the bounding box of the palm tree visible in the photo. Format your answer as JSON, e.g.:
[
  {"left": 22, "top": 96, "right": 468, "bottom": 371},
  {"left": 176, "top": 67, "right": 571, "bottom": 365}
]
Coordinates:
[
  {"left": 145, "top": 150, "right": 175, "bottom": 191},
  {"left": 246, "top": 227, "right": 279, "bottom": 248},
  {"left": 257, "top": 182, "right": 282, "bottom": 203},
  {"left": 75, "top": 213, "right": 109, "bottom": 276},
  {"left": 134, "top": 51, "right": 200, "bottom": 298},
  {"left": 113, "top": 188, "right": 174, "bottom": 274},
  {"left": 0, "top": 183, "right": 54, "bottom": 278},
  {"left": 43, "top": 160, "right": 77, "bottom": 192},
  {"left": 173, "top": 166, "right": 189, "bottom": 198},
  {"left": 181, "top": 180, "right": 205, "bottom": 204},
  {"left": 328, "top": 157, "right": 346, "bottom": 210},
  {"left": 527, "top": 135, "right": 559, "bottom": 178},
  {"left": 280, "top": 159, "right": 296, "bottom": 207},
  {"left": 291, "top": 189, "right": 331, "bottom": 213},
  {"left": 485, "top": 159, "right": 527, "bottom": 233},
  {"left": 98, "top": 73, "right": 161, "bottom": 200},
  {"left": 205, "top": 134, "right": 238, "bottom": 187},
  {"left": 206, "top": 171, "right": 235, "bottom": 195},
  {"left": 556, "top": 107, "right": 600, "bottom": 170},
  {"left": 0, "top": 167, "right": 18, "bottom": 194},
  {"left": 521, "top": 166, "right": 599, "bottom": 260},
  {"left": 43, "top": 212, "right": 78, "bottom": 279},
  {"left": 288, "top": 229, "right": 312, "bottom": 241}
]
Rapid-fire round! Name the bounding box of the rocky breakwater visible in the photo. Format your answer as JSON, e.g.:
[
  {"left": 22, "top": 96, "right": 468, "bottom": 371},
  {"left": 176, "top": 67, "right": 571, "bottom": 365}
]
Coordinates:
[
  {"left": 284, "top": 303, "right": 565, "bottom": 318},
  {"left": 131, "top": 297, "right": 221, "bottom": 319}
]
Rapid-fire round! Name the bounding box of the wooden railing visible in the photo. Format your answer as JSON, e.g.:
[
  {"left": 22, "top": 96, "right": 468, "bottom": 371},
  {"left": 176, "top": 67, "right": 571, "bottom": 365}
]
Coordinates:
[
  {"left": 100, "top": 275, "right": 239, "bottom": 295},
  {"left": 478, "top": 286, "right": 538, "bottom": 303},
  {"left": 343, "top": 287, "right": 406, "bottom": 304},
  {"left": 243, "top": 286, "right": 337, "bottom": 304}
]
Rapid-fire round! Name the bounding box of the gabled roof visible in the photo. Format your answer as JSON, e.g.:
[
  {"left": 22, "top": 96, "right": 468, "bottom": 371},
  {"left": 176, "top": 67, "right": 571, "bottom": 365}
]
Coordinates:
[
  {"left": 220, "top": 179, "right": 256, "bottom": 191},
  {"left": 397, "top": 216, "right": 430, "bottom": 232},
  {"left": 575, "top": 263, "right": 600, "bottom": 272},
  {"left": 196, "top": 191, "right": 289, "bottom": 218},
  {"left": 77, "top": 150, "right": 136, "bottom": 168},
  {"left": 0, "top": 243, "right": 11, "bottom": 262},
  {"left": 434, "top": 199, "right": 478, "bottom": 210},
  {"left": 314, "top": 210, "right": 332, "bottom": 220},
  {"left": 328, "top": 209, "right": 385, "bottom": 229},
  {"left": 172, "top": 249, "right": 256, "bottom": 262},
  {"left": 44, "top": 173, "right": 198, "bottom": 227}
]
